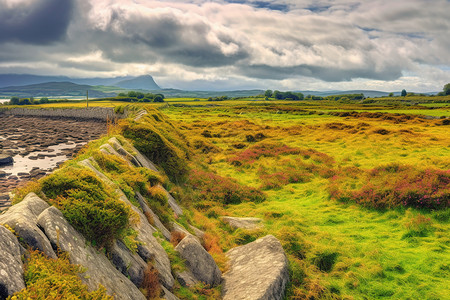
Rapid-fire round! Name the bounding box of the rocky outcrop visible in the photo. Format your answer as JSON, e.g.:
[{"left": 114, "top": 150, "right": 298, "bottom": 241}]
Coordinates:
[
  {"left": 160, "top": 185, "right": 183, "bottom": 217},
  {"left": 37, "top": 206, "right": 146, "bottom": 300},
  {"left": 0, "top": 225, "right": 25, "bottom": 299},
  {"left": 110, "top": 240, "right": 147, "bottom": 287},
  {"left": 0, "top": 193, "right": 56, "bottom": 258},
  {"left": 175, "top": 235, "right": 222, "bottom": 287},
  {"left": 136, "top": 191, "right": 171, "bottom": 241},
  {"left": 221, "top": 216, "right": 263, "bottom": 230},
  {"left": 222, "top": 235, "right": 289, "bottom": 300}
]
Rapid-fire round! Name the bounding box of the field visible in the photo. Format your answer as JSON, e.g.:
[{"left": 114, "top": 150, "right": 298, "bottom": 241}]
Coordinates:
[
  {"left": 3, "top": 97, "right": 449, "bottom": 299},
  {"left": 158, "top": 100, "right": 449, "bottom": 299}
]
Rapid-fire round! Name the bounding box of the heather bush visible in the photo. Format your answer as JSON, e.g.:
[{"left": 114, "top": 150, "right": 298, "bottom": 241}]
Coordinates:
[
  {"left": 328, "top": 164, "right": 449, "bottom": 210},
  {"left": 188, "top": 168, "right": 266, "bottom": 205}
]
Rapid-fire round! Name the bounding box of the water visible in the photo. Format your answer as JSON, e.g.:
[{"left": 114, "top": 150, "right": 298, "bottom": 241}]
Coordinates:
[{"left": 1, "top": 142, "right": 83, "bottom": 176}]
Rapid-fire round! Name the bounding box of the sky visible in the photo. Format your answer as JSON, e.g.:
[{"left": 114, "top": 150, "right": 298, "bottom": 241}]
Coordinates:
[{"left": 0, "top": 0, "right": 449, "bottom": 92}]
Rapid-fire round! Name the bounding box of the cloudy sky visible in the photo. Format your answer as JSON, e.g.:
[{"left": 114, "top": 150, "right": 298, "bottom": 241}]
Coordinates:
[{"left": 0, "top": 0, "right": 449, "bottom": 91}]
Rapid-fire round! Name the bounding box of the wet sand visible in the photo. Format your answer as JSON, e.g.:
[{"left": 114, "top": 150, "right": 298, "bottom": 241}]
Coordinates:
[{"left": 0, "top": 115, "right": 107, "bottom": 210}]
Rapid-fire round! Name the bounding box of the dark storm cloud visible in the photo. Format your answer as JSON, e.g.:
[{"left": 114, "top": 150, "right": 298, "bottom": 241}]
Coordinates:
[
  {"left": 94, "top": 7, "right": 249, "bottom": 67},
  {"left": 0, "top": 0, "right": 75, "bottom": 44},
  {"left": 241, "top": 64, "right": 402, "bottom": 82}
]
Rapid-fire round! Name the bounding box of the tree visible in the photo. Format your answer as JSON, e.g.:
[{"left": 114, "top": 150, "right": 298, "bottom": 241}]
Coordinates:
[
  {"left": 388, "top": 92, "right": 394, "bottom": 97},
  {"left": 153, "top": 95, "right": 164, "bottom": 102},
  {"left": 10, "top": 96, "right": 20, "bottom": 105},
  {"left": 444, "top": 83, "right": 450, "bottom": 95},
  {"left": 264, "top": 90, "right": 273, "bottom": 98},
  {"left": 401, "top": 89, "right": 407, "bottom": 97},
  {"left": 39, "top": 97, "right": 49, "bottom": 104}
]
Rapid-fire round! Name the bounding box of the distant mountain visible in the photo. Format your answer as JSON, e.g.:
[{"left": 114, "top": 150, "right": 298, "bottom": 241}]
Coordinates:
[
  {"left": 114, "top": 75, "right": 160, "bottom": 90},
  {"left": 0, "top": 74, "right": 134, "bottom": 89},
  {"left": 0, "top": 82, "right": 116, "bottom": 98}
]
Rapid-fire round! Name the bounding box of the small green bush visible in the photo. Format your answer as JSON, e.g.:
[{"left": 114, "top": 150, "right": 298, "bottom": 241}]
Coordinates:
[
  {"left": 11, "top": 250, "right": 111, "bottom": 299},
  {"left": 312, "top": 250, "right": 339, "bottom": 272},
  {"left": 40, "top": 167, "right": 132, "bottom": 248}
]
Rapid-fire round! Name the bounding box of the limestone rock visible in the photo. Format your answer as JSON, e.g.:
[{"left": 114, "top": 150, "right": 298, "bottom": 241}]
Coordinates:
[
  {"left": 136, "top": 191, "right": 171, "bottom": 241},
  {"left": 0, "top": 193, "right": 56, "bottom": 258},
  {"left": 175, "top": 270, "right": 199, "bottom": 287},
  {"left": 79, "top": 158, "right": 114, "bottom": 186},
  {"left": 222, "top": 235, "right": 289, "bottom": 300},
  {"left": 37, "top": 206, "right": 146, "bottom": 300},
  {"left": 108, "top": 137, "right": 142, "bottom": 167},
  {"left": 0, "top": 225, "right": 25, "bottom": 299},
  {"left": 175, "top": 235, "right": 221, "bottom": 287},
  {"left": 162, "top": 286, "right": 180, "bottom": 300},
  {"left": 221, "top": 216, "right": 263, "bottom": 230},
  {"left": 159, "top": 185, "right": 183, "bottom": 217},
  {"left": 188, "top": 225, "right": 205, "bottom": 240},
  {"left": 110, "top": 240, "right": 147, "bottom": 287}
]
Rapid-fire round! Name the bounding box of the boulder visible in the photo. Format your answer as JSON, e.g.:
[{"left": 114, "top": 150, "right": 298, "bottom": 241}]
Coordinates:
[
  {"left": 110, "top": 240, "right": 147, "bottom": 287},
  {"left": 175, "top": 270, "right": 199, "bottom": 287},
  {"left": 222, "top": 235, "right": 289, "bottom": 300},
  {"left": 221, "top": 216, "right": 263, "bottom": 230},
  {"left": 108, "top": 137, "right": 142, "bottom": 168},
  {"left": 136, "top": 191, "right": 171, "bottom": 241},
  {"left": 0, "top": 154, "right": 13, "bottom": 166},
  {"left": 0, "top": 193, "right": 56, "bottom": 258},
  {"left": 37, "top": 206, "right": 146, "bottom": 300},
  {"left": 0, "top": 225, "right": 25, "bottom": 299},
  {"left": 162, "top": 286, "right": 180, "bottom": 300},
  {"left": 175, "top": 235, "right": 221, "bottom": 287},
  {"left": 188, "top": 225, "right": 205, "bottom": 240}
]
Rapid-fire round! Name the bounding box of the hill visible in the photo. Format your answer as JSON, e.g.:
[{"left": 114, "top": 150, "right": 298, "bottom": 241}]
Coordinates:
[
  {"left": 0, "top": 82, "right": 116, "bottom": 98},
  {"left": 114, "top": 75, "right": 160, "bottom": 90}
]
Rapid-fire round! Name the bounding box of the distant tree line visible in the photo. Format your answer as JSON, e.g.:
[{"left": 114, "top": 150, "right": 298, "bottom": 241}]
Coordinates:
[
  {"left": 264, "top": 90, "right": 304, "bottom": 100},
  {"left": 207, "top": 96, "right": 229, "bottom": 101},
  {"left": 8, "top": 96, "right": 69, "bottom": 105},
  {"left": 117, "top": 91, "right": 165, "bottom": 102}
]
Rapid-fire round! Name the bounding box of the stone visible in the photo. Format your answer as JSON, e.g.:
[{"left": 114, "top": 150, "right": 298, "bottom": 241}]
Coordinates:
[
  {"left": 159, "top": 185, "right": 183, "bottom": 217},
  {"left": 161, "top": 286, "right": 180, "bottom": 300},
  {"left": 222, "top": 235, "right": 289, "bottom": 300},
  {"left": 0, "top": 225, "right": 26, "bottom": 299},
  {"left": 122, "top": 140, "right": 159, "bottom": 172},
  {"left": 188, "top": 225, "right": 205, "bottom": 240},
  {"left": 175, "top": 270, "right": 199, "bottom": 287},
  {"left": 136, "top": 192, "right": 171, "bottom": 241},
  {"left": 175, "top": 235, "right": 221, "bottom": 287},
  {"left": 0, "top": 193, "right": 56, "bottom": 258},
  {"left": 108, "top": 138, "right": 142, "bottom": 168},
  {"left": 37, "top": 206, "right": 146, "bottom": 300},
  {"left": 221, "top": 216, "right": 263, "bottom": 230},
  {"left": 0, "top": 154, "right": 13, "bottom": 166},
  {"left": 110, "top": 240, "right": 147, "bottom": 288}
]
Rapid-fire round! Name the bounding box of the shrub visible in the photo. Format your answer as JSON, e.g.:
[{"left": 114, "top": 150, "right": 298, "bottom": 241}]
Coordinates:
[
  {"left": 403, "top": 214, "right": 433, "bottom": 238},
  {"left": 121, "top": 120, "right": 189, "bottom": 181},
  {"left": 312, "top": 250, "right": 339, "bottom": 272},
  {"left": 188, "top": 168, "right": 266, "bottom": 205},
  {"left": 141, "top": 262, "right": 161, "bottom": 299},
  {"left": 11, "top": 250, "right": 111, "bottom": 299},
  {"left": 229, "top": 142, "right": 301, "bottom": 165},
  {"left": 328, "top": 164, "right": 450, "bottom": 210},
  {"left": 40, "top": 167, "right": 133, "bottom": 248}
]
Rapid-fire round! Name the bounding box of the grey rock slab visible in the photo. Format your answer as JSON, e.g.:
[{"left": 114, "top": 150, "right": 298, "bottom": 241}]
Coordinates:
[
  {"left": 162, "top": 286, "right": 180, "bottom": 300},
  {"left": 37, "top": 206, "right": 145, "bottom": 300},
  {"left": 175, "top": 270, "right": 199, "bottom": 287},
  {"left": 108, "top": 137, "right": 142, "bottom": 168},
  {"left": 0, "top": 193, "right": 56, "bottom": 258},
  {"left": 0, "top": 225, "right": 25, "bottom": 299},
  {"left": 221, "top": 216, "right": 263, "bottom": 230},
  {"left": 79, "top": 158, "right": 114, "bottom": 186},
  {"left": 159, "top": 185, "right": 183, "bottom": 217},
  {"left": 110, "top": 240, "right": 147, "bottom": 288},
  {"left": 116, "top": 192, "right": 174, "bottom": 290},
  {"left": 136, "top": 191, "right": 171, "bottom": 241},
  {"left": 119, "top": 138, "right": 159, "bottom": 172},
  {"left": 188, "top": 225, "right": 205, "bottom": 240},
  {"left": 175, "top": 235, "right": 221, "bottom": 287},
  {"left": 222, "top": 235, "right": 289, "bottom": 300},
  {"left": 171, "top": 222, "right": 200, "bottom": 244}
]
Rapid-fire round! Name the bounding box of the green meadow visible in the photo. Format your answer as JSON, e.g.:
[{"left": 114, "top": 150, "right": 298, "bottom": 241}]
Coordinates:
[{"left": 161, "top": 100, "right": 449, "bottom": 299}]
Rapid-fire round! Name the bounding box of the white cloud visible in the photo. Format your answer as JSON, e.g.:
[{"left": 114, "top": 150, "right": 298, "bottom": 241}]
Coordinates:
[{"left": 0, "top": 0, "right": 449, "bottom": 92}]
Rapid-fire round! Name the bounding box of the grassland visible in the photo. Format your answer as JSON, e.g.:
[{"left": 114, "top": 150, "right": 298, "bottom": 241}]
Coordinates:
[
  {"left": 5, "top": 97, "right": 449, "bottom": 299},
  {"left": 159, "top": 100, "right": 449, "bottom": 299}
]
